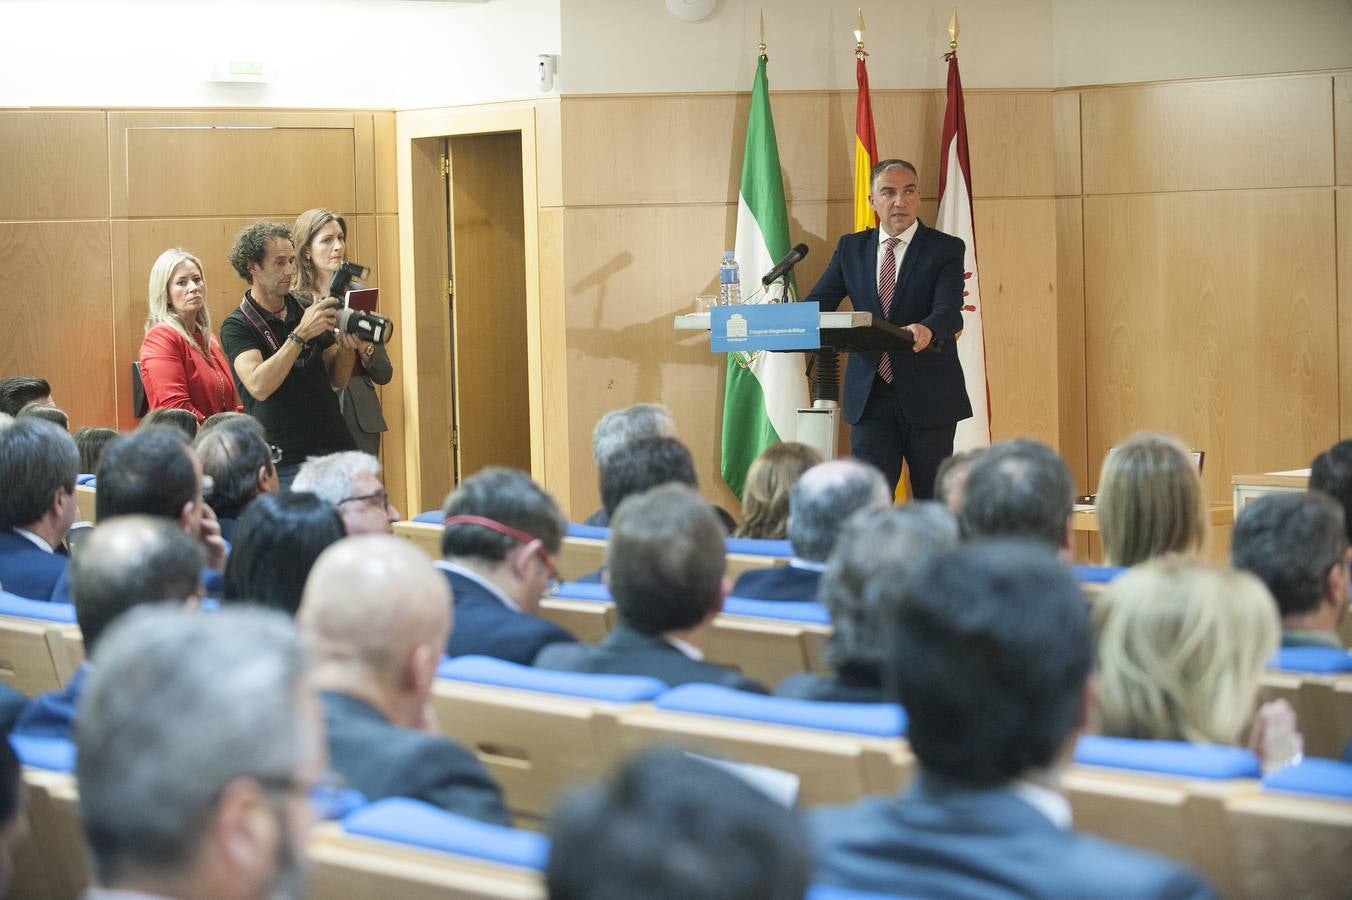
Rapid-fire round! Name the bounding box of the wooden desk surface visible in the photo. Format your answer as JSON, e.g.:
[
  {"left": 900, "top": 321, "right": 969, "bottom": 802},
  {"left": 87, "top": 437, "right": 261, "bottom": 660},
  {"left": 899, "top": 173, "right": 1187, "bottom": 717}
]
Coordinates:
[
  {"left": 1072, "top": 501, "right": 1233, "bottom": 533},
  {"left": 1231, "top": 469, "right": 1309, "bottom": 490}
]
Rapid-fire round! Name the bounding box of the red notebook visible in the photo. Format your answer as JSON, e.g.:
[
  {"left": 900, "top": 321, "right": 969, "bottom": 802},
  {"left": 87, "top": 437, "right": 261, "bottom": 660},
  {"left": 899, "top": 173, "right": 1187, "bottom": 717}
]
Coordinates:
[{"left": 345, "top": 289, "right": 380, "bottom": 376}]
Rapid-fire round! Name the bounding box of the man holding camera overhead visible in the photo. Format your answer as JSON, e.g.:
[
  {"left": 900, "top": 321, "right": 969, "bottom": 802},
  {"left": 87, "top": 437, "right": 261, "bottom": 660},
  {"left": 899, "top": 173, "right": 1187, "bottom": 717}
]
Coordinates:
[{"left": 221, "top": 220, "right": 360, "bottom": 487}]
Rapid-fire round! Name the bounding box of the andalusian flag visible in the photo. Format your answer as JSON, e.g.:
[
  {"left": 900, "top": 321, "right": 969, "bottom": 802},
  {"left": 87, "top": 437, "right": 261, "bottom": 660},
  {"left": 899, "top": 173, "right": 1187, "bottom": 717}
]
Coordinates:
[
  {"left": 936, "top": 49, "right": 991, "bottom": 450},
  {"left": 853, "top": 53, "right": 879, "bottom": 232},
  {"left": 720, "top": 53, "right": 808, "bottom": 498}
]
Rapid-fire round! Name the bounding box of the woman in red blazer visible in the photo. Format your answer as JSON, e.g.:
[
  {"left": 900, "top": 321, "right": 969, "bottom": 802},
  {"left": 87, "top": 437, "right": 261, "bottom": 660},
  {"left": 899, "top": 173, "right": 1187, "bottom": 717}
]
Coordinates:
[{"left": 138, "top": 248, "right": 240, "bottom": 422}]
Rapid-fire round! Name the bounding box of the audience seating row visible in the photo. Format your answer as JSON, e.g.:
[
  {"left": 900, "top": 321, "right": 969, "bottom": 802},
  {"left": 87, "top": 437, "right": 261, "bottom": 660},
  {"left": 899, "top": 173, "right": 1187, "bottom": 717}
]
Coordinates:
[{"left": 0, "top": 595, "right": 82, "bottom": 697}]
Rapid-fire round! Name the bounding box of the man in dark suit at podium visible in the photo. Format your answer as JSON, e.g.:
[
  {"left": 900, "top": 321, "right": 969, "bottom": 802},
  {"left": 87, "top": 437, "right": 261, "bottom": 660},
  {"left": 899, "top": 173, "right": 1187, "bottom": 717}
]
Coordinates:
[{"left": 804, "top": 159, "right": 971, "bottom": 499}]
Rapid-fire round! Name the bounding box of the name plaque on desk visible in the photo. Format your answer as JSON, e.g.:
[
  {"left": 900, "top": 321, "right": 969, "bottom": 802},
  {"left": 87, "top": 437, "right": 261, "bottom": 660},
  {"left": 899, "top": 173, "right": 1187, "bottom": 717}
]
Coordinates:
[{"left": 710, "top": 302, "right": 820, "bottom": 352}]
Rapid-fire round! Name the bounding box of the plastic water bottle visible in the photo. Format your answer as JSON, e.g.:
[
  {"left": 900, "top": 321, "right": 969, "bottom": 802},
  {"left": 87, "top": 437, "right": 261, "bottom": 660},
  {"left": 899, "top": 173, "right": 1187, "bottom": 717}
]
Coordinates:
[{"left": 719, "top": 251, "right": 741, "bottom": 306}]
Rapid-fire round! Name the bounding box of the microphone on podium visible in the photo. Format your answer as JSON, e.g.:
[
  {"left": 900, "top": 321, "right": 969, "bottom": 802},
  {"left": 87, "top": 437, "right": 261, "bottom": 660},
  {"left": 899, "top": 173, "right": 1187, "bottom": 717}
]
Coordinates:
[{"left": 761, "top": 243, "right": 809, "bottom": 287}]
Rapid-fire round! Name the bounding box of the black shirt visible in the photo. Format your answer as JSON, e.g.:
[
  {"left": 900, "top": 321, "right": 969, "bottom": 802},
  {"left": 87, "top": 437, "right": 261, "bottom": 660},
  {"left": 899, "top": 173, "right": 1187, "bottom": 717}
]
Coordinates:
[{"left": 220, "top": 292, "right": 355, "bottom": 468}]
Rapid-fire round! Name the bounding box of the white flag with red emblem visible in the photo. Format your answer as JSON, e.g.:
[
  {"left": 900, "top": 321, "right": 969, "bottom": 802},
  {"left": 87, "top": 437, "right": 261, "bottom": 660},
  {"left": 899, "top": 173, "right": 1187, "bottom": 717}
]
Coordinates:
[{"left": 935, "top": 50, "right": 991, "bottom": 450}]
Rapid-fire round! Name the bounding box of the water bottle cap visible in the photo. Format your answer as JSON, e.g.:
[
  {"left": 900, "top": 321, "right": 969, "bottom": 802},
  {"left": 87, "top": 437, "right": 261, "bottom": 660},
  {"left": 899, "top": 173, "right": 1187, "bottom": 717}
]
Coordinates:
[{"left": 723, "top": 251, "right": 735, "bottom": 260}]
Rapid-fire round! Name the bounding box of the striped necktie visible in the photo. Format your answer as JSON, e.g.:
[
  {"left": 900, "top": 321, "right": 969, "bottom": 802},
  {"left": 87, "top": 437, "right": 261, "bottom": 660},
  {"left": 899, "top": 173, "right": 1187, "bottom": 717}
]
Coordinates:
[{"left": 877, "top": 236, "right": 900, "bottom": 384}]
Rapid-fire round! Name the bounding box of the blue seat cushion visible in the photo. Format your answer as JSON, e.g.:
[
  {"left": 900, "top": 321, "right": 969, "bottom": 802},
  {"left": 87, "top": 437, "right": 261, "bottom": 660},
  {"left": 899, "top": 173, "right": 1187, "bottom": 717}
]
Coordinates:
[
  {"left": 565, "top": 523, "right": 609, "bottom": 540},
  {"left": 1074, "top": 735, "right": 1261, "bottom": 779},
  {"left": 808, "top": 886, "right": 919, "bottom": 900},
  {"left": 1070, "top": 564, "right": 1127, "bottom": 584},
  {"left": 412, "top": 511, "right": 442, "bottom": 525},
  {"left": 437, "top": 654, "right": 665, "bottom": 702},
  {"left": 0, "top": 593, "right": 77, "bottom": 623},
  {"left": 725, "top": 537, "right": 794, "bottom": 557},
  {"left": 654, "top": 683, "right": 906, "bottom": 737},
  {"left": 1263, "top": 758, "right": 1352, "bottom": 799},
  {"left": 550, "top": 582, "right": 612, "bottom": 603},
  {"left": 76, "top": 474, "right": 97, "bottom": 486},
  {"left": 343, "top": 797, "right": 549, "bottom": 869},
  {"left": 1271, "top": 646, "right": 1352, "bottom": 674},
  {"left": 723, "top": 597, "right": 831, "bottom": 624},
  {"left": 11, "top": 734, "right": 76, "bottom": 772}
]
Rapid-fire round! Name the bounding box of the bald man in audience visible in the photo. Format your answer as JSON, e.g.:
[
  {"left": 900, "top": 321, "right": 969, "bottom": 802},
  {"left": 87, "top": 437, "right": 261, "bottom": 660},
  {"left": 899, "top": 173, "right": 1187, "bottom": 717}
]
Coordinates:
[
  {"left": 298, "top": 535, "right": 510, "bottom": 824},
  {"left": 536, "top": 484, "right": 767, "bottom": 693},
  {"left": 731, "top": 459, "right": 891, "bottom": 602},
  {"left": 957, "top": 438, "right": 1075, "bottom": 559}
]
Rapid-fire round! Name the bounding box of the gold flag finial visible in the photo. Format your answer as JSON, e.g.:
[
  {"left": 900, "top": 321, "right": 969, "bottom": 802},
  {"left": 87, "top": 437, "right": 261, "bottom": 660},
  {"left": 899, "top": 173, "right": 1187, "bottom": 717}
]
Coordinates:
[
  {"left": 854, "top": 7, "right": 867, "bottom": 57},
  {"left": 758, "top": 9, "right": 766, "bottom": 56},
  {"left": 948, "top": 8, "right": 960, "bottom": 51}
]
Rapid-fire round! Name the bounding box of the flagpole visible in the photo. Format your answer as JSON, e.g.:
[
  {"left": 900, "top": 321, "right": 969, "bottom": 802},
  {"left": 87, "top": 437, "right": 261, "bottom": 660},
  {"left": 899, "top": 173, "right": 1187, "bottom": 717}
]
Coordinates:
[{"left": 948, "top": 7, "right": 960, "bottom": 51}]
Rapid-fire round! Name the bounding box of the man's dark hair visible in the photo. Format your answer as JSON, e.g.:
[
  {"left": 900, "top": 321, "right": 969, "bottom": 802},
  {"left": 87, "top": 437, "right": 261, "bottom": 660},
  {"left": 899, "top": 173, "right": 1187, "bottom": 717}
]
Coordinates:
[
  {"left": 74, "top": 427, "right": 119, "bottom": 474},
  {"left": 17, "top": 404, "right": 68, "bottom": 431},
  {"left": 0, "top": 376, "right": 51, "bottom": 416},
  {"left": 1231, "top": 491, "right": 1347, "bottom": 620},
  {"left": 440, "top": 467, "right": 565, "bottom": 560},
  {"left": 223, "top": 491, "right": 345, "bottom": 617},
  {"left": 608, "top": 484, "right": 724, "bottom": 634},
  {"left": 599, "top": 435, "right": 697, "bottom": 519},
  {"left": 138, "top": 408, "right": 199, "bottom": 441},
  {"left": 875, "top": 540, "right": 1092, "bottom": 785},
  {"left": 72, "top": 517, "right": 204, "bottom": 656},
  {"left": 95, "top": 428, "right": 196, "bottom": 522},
  {"left": 958, "top": 439, "right": 1074, "bottom": 548},
  {"left": 193, "top": 420, "right": 273, "bottom": 519},
  {"left": 228, "top": 220, "right": 292, "bottom": 283},
  {"left": 787, "top": 460, "right": 889, "bottom": 562},
  {"left": 1310, "top": 439, "right": 1352, "bottom": 542},
  {"left": 0, "top": 418, "right": 79, "bottom": 531},
  {"left": 547, "top": 748, "right": 808, "bottom": 900}
]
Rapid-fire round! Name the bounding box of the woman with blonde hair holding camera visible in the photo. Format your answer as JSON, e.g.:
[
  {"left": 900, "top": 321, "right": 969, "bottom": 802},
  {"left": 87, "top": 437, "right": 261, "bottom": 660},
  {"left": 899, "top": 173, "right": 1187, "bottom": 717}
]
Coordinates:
[
  {"left": 138, "top": 248, "right": 240, "bottom": 422},
  {"left": 292, "top": 208, "right": 391, "bottom": 455},
  {"left": 1096, "top": 558, "right": 1303, "bottom": 773},
  {"left": 1095, "top": 431, "right": 1209, "bottom": 567}
]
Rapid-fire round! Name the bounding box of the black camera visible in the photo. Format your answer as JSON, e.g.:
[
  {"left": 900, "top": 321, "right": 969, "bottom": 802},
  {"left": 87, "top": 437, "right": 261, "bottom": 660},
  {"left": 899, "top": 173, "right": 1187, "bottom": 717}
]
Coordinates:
[
  {"left": 326, "top": 259, "right": 394, "bottom": 344},
  {"left": 328, "top": 260, "right": 369, "bottom": 298}
]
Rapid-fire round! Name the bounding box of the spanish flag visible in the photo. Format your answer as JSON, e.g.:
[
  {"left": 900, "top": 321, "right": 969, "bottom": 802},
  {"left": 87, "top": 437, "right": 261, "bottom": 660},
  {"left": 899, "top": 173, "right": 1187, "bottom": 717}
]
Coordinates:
[{"left": 853, "top": 53, "right": 878, "bottom": 232}]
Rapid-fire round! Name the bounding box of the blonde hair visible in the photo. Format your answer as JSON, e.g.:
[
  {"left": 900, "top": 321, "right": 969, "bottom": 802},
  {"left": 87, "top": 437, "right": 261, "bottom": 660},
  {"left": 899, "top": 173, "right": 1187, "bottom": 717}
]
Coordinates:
[
  {"left": 1096, "top": 432, "right": 1209, "bottom": 567},
  {"left": 292, "top": 208, "right": 347, "bottom": 299},
  {"left": 735, "top": 442, "right": 823, "bottom": 540},
  {"left": 1096, "top": 558, "right": 1278, "bottom": 746},
  {"left": 145, "top": 248, "right": 211, "bottom": 350}
]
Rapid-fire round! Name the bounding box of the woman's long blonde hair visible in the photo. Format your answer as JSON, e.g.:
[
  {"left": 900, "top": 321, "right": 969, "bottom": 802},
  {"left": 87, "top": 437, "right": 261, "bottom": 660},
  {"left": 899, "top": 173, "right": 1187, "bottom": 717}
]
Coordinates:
[
  {"left": 1096, "top": 558, "right": 1278, "bottom": 746},
  {"left": 1096, "top": 431, "right": 1209, "bottom": 567},
  {"left": 292, "top": 208, "right": 347, "bottom": 299},
  {"left": 735, "top": 442, "right": 823, "bottom": 540},
  {"left": 146, "top": 248, "right": 211, "bottom": 352}
]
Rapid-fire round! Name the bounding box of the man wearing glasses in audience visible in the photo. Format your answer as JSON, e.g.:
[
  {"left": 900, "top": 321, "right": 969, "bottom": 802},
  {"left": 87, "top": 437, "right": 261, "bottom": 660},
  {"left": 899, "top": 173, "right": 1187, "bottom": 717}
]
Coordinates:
[{"left": 292, "top": 451, "right": 401, "bottom": 536}]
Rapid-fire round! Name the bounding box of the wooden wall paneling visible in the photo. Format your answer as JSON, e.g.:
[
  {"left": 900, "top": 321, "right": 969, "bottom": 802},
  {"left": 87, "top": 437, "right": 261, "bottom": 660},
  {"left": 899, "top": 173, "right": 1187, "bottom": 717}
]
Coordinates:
[
  {"left": 961, "top": 92, "right": 1056, "bottom": 199},
  {"left": 1337, "top": 75, "right": 1351, "bottom": 186},
  {"left": 825, "top": 92, "right": 943, "bottom": 200},
  {"left": 534, "top": 99, "right": 564, "bottom": 210},
  {"left": 109, "top": 224, "right": 132, "bottom": 428},
  {"left": 0, "top": 111, "right": 109, "bottom": 221},
  {"left": 0, "top": 222, "right": 115, "bottom": 430},
  {"left": 537, "top": 206, "right": 573, "bottom": 513},
  {"left": 374, "top": 214, "right": 408, "bottom": 515},
  {"left": 373, "top": 112, "right": 399, "bottom": 215},
  {"left": 1052, "top": 91, "right": 1082, "bottom": 196},
  {"left": 972, "top": 198, "right": 1059, "bottom": 448},
  {"left": 1338, "top": 189, "right": 1352, "bottom": 433},
  {"left": 346, "top": 215, "right": 379, "bottom": 282},
  {"left": 352, "top": 114, "right": 376, "bottom": 214},
  {"left": 1081, "top": 76, "right": 1335, "bottom": 195},
  {"left": 1083, "top": 189, "right": 1338, "bottom": 504},
  {"left": 1055, "top": 197, "right": 1089, "bottom": 491}
]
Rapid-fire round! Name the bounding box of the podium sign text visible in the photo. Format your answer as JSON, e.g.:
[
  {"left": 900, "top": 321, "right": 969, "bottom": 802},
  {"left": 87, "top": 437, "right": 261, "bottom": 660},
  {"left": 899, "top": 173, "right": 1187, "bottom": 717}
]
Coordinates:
[{"left": 710, "top": 302, "right": 821, "bottom": 352}]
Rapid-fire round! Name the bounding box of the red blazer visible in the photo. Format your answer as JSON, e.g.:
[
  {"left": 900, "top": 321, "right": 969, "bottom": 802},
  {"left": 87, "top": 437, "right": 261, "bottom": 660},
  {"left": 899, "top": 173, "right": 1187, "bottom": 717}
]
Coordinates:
[{"left": 138, "top": 323, "right": 240, "bottom": 422}]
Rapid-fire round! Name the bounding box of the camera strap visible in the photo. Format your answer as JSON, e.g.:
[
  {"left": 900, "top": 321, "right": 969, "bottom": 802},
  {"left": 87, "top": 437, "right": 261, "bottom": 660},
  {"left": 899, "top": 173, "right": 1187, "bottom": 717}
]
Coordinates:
[{"left": 238, "top": 291, "right": 310, "bottom": 356}]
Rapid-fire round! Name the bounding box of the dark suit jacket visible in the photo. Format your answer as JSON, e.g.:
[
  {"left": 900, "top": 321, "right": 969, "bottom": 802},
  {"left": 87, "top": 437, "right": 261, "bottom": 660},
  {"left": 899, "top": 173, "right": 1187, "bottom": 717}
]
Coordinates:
[
  {"left": 12, "top": 664, "right": 86, "bottom": 742},
  {"left": 342, "top": 342, "right": 392, "bottom": 455},
  {"left": 535, "top": 624, "right": 768, "bottom": 694},
  {"left": 774, "top": 663, "right": 884, "bottom": 704},
  {"left": 809, "top": 774, "right": 1215, "bottom": 899},
  {"left": 0, "top": 684, "right": 30, "bottom": 735},
  {"left": 320, "top": 690, "right": 510, "bottom": 825},
  {"left": 804, "top": 221, "right": 971, "bottom": 427},
  {"left": 440, "top": 566, "right": 576, "bottom": 665},
  {"left": 0, "top": 530, "right": 71, "bottom": 602},
  {"left": 730, "top": 564, "right": 822, "bottom": 602}
]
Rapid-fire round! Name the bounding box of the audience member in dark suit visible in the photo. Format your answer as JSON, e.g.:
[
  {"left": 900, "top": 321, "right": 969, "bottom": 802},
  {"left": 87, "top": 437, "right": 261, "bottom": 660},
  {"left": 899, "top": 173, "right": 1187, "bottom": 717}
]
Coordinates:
[
  {"left": 13, "top": 517, "right": 204, "bottom": 741},
  {"left": 581, "top": 402, "right": 677, "bottom": 527},
  {"left": 0, "top": 686, "right": 27, "bottom": 735},
  {"left": 776, "top": 502, "right": 957, "bottom": 703},
  {"left": 438, "top": 467, "right": 576, "bottom": 665},
  {"left": 299, "top": 535, "right": 510, "bottom": 824},
  {"left": 193, "top": 416, "right": 278, "bottom": 542},
  {"left": 958, "top": 438, "right": 1075, "bottom": 559},
  {"left": 78, "top": 605, "right": 320, "bottom": 900},
  {"left": 96, "top": 427, "right": 228, "bottom": 574},
  {"left": 732, "top": 458, "right": 890, "bottom": 602},
  {"left": 1232, "top": 491, "right": 1349, "bottom": 649},
  {"left": 548, "top": 748, "right": 808, "bottom": 900},
  {"left": 537, "top": 484, "right": 767, "bottom": 693},
  {"left": 809, "top": 541, "right": 1215, "bottom": 898},
  {"left": 0, "top": 418, "right": 80, "bottom": 602},
  {"left": 0, "top": 375, "right": 52, "bottom": 417}
]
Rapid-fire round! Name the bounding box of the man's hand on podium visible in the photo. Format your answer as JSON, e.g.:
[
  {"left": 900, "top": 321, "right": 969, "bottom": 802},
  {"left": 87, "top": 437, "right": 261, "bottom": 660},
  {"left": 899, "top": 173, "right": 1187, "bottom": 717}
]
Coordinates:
[{"left": 903, "top": 323, "right": 933, "bottom": 352}]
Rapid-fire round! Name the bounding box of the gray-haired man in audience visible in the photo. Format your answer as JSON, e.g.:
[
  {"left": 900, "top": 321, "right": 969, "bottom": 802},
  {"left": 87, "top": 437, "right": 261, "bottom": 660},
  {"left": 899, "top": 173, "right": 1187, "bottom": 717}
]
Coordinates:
[
  {"left": 293, "top": 450, "right": 401, "bottom": 536},
  {"left": 957, "top": 438, "right": 1075, "bottom": 559},
  {"left": 78, "top": 605, "right": 324, "bottom": 900},
  {"left": 583, "top": 403, "right": 677, "bottom": 526},
  {"left": 731, "top": 458, "right": 891, "bottom": 602}
]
